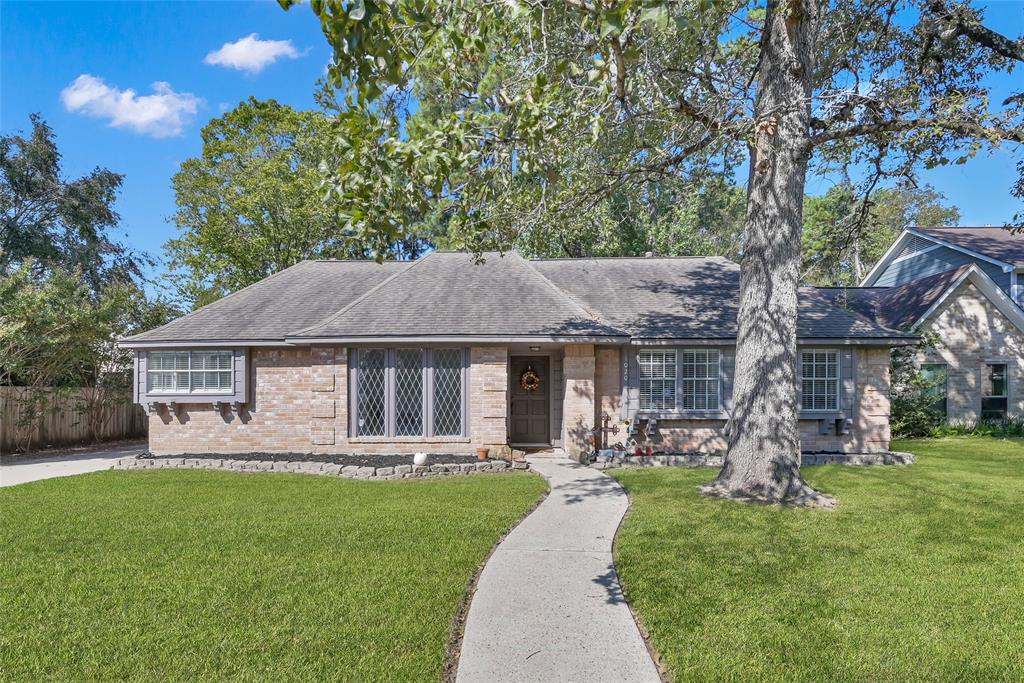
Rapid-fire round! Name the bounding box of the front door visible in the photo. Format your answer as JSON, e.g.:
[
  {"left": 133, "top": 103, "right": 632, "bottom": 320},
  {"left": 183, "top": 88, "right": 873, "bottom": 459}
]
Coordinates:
[{"left": 509, "top": 356, "right": 550, "bottom": 445}]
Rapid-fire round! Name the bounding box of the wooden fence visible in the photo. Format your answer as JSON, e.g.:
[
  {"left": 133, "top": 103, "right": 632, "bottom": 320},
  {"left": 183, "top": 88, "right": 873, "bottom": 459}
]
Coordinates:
[{"left": 0, "top": 387, "right": 147, "bottom": 454}]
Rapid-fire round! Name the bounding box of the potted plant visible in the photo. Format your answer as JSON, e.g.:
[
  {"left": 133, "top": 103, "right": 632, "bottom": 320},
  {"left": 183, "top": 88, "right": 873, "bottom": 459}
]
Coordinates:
[{"left": 475, "top": 447, "right": 490, "bottom": 461}]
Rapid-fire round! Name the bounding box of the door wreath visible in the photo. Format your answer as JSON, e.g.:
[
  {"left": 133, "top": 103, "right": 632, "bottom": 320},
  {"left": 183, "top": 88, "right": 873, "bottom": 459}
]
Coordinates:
[{"left": 519, "top": 367, "right": 542, "bottom": 392}]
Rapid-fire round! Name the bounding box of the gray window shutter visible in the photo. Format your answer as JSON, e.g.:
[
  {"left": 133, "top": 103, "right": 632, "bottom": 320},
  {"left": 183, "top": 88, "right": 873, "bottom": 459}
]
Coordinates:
[
  {"left": 720, "top": 348, "right": 736, "bottom": 413},
  {"left": 841, "top": 348, "right": 856, "bottom": 417},
  {"left": 626, "top": 350, "right": 640, "bottom": 416}
]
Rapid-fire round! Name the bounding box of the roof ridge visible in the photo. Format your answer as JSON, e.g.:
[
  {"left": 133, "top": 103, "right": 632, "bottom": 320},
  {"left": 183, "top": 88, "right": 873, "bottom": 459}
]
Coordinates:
[
  {"left": 121, "top": 260, "right": 316, "bottom": 342},
  {"left": 518, "top": 253, "right": 625, "bottom": 334},
  {"left": 289, "top": 253, "right": 426, "bottom": 337},
  {"left": 529, "top": 255, "right": 735, "bottom": 262}
]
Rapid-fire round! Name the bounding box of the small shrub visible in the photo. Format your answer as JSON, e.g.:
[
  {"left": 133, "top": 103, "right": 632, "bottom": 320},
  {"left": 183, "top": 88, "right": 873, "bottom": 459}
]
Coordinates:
[{"left": 932, "top": 418, "right": 1024, "bottom": 438}]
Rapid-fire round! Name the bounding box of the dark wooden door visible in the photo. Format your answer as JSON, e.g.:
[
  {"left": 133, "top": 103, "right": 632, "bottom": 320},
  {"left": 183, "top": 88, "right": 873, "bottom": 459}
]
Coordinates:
[{"left": 509, "top": 356, "right": 550, "bottom": 445}]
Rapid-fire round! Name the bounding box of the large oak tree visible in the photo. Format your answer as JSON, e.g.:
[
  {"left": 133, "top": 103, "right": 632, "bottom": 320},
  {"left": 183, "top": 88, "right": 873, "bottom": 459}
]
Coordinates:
[{"left": 284, "top": 0, "right": 1023, "bottom": 506}]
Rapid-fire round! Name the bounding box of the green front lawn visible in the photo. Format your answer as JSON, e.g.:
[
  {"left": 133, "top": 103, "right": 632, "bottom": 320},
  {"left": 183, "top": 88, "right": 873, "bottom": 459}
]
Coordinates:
[
  {"left": 611, "top": 437, "right": 1024, "bottom": 682},
  {"left": 0, "top": 469, "right": 546, "bottom": 681}
]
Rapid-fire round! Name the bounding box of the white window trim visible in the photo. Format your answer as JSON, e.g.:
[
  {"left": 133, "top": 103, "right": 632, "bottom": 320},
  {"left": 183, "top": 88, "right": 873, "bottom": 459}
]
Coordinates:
[
  {"left": 800, "top": 349, "right": 840, "bottom": 412},
  {"left": 638, "top": 348, "right": 677, "bottom": 412},
  {"left": 147, "top": 350, "right": 234, "bottom": 395},
  {"left": 680, "top": 349, "right": 722, "bottom": 411},
  {"left": 351, "top": 347, "right": 468, "bottom": 439}
]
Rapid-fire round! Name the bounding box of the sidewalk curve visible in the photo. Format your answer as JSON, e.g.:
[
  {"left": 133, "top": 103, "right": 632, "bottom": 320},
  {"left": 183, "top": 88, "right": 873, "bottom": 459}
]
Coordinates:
[{"left": 456, "top": 457, "right": 660, "bottom": 683}]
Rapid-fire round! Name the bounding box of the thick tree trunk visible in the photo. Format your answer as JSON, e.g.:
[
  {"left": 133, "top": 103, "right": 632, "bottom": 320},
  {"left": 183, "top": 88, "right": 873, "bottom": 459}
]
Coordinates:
[{"left": 701, "top": 0, "right": 835, "bottom": 508}]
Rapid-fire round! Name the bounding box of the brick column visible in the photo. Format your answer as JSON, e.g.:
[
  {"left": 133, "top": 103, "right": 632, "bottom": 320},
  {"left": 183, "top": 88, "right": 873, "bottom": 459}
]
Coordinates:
[
  {"left": 470, "top": 347, "right": 509, "bottom": 456},
  {"left": 309, "top": 346, "right": 347, "bottom": 453},
  {"left": 562, "top": 344, "right": 596, "bottom": 460}
]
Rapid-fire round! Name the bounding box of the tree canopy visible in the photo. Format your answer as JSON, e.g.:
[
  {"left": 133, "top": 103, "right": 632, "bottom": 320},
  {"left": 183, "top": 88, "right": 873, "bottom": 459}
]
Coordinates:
[{"left": 284, "top": 0, "right": 1022, "bottom": 506}]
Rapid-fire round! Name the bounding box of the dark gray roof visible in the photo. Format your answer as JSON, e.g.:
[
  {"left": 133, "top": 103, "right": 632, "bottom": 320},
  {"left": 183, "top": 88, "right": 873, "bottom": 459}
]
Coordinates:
[
  {"left": 123, "top": 260, "right": 409, "bottom": 343},
  {"left": 916, "top": 227, "right": 1024, "bottom": 266},
  {"left": 126, "top": 253, "right": 916, "bottom": 345},
  {"left": 531, "top": 257, "right": 913, "bottom": 341},
  {"left": 818, "top": 266, "right": 971, "bottom": 331},
  {"left": 293, "top": 251, "right": 624, "bottom": 339}
]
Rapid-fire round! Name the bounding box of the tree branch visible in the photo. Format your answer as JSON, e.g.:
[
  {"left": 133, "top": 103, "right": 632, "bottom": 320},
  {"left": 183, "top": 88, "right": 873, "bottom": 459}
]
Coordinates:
[
  {"left": 811, "top": 117, "right": 1024, "bottom": 146},
  {"left": 926, "top": 0, "right": 1024, "bottom": 63}
]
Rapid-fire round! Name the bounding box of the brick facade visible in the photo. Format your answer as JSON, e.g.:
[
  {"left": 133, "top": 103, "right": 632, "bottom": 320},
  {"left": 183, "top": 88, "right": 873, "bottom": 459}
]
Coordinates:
[
  {"left": 916, "top": 281, "right": 1024, "bottom": 421},
  {"left": 149, "top": 345, "right": 508, "bottom": 456},
  {"left": 147, "top": 343, "right": 894, "bottom": 457}
]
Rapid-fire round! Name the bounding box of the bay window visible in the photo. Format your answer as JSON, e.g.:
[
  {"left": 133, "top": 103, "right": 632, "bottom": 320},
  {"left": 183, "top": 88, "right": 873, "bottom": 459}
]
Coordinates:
[
  {"left": 801, "top": 350, "right": 839, "bottom": 411},
  {"left": 353, "top": 348, "right": 466, "bottom": 438},
  {"left": 148, "top": 350, "right": 233, "bottom": 394}
]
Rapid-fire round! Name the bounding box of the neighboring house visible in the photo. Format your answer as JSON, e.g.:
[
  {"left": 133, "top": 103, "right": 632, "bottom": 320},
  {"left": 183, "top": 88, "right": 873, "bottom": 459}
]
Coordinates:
[
  {"left": 120, "top": 253, "right": 915, "bottom": 459},
  {"left": 842, "top": 227, "right": 1024, "bottom": 422}
]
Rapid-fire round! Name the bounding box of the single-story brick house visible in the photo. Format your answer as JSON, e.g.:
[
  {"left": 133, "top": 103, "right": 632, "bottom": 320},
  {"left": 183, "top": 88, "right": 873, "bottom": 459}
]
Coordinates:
[
  {"left": 121, "top": 252, "right": 917, "bottom": 459},
  {"left": 832, "top": 227, "right": 1024, "bottom": 422}
]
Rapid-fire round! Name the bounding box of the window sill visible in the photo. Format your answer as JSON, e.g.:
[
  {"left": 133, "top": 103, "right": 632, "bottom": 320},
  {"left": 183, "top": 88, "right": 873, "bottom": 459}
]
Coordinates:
[
  {"left": 636, "top": 410, "right": 727, "bottom": 421},
  {"left": 144, "top": 394, "right": 236, "bottom": 402},
  {"left": 349, "top": 436, "right": 472, "bottom": 443}
]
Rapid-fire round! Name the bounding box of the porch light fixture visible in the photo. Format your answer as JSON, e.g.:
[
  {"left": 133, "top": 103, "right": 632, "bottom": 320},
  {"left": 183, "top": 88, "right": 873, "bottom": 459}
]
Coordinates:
[{"left": 529, "top": 346, "right": 541, "bottom": 351}]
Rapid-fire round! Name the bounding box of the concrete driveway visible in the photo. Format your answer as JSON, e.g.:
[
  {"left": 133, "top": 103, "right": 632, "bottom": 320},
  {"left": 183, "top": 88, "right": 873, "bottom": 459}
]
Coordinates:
[{"left": 0, "top": 443, "right": 144, "bottom": 488}]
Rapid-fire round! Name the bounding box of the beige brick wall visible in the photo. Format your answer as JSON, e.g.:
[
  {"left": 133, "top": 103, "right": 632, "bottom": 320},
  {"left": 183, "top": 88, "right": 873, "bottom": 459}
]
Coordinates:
[
  {"left": 602, "top": 347, "right": 892, "bottom": 455},
  {"left": 594, "top": 347, "right": 621, "bottom": 427},
  {"left": 149, "top": 345, "right": 509, "bottom": 456},
  {"left": 562, "top": 344, "right": 596, "bottom": 458},
  {"left": 916, "top": 281, "right": 1024, "bottom": 421}
]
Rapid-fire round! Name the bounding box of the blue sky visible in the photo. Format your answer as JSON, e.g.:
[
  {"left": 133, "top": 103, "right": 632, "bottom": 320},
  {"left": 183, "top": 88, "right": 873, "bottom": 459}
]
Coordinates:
[{"left": 2, "top": 0, "right": 1022, "bottom": 290}]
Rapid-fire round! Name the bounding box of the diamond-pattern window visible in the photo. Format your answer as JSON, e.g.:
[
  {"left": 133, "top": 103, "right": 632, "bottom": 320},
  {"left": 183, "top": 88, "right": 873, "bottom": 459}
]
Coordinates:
[
  {"left": 354, "top": 348, "right": 465, "bottom": 438},
  {"left": 395, "top": 349, "right": 424, "bottom": 436},
  {"left": 357, "top": 349, "right": 387, "bottom": 436},
  {"left": 433, "top": 349, "right": 463, "bottom": 436}
]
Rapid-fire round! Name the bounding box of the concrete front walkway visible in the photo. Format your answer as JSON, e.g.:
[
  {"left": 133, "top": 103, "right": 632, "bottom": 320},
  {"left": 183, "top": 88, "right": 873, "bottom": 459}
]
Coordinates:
[
  {"left": 0, "top": 443, "right": 144, "bottom": 488},
  {"left": 456, "top": 457, "right": 660, "bottom": 683}
]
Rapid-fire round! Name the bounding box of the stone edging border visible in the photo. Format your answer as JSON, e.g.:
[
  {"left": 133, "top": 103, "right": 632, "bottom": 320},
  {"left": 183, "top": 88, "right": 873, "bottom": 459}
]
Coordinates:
[
  {"left": 112, "top": 456, "right": 530, "bottom": 479},
  {"left": 591, "top": 451, "right": 914, "bottom": 470}
]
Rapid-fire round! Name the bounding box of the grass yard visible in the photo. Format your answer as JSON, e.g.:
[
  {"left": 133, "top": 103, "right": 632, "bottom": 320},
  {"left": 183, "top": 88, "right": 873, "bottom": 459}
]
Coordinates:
[
  {"left": 0, "top": 469, "right": 546, "bottom": 681},
  {"left": 611, "top": 437, "right": 1024, "bottom": 682}
]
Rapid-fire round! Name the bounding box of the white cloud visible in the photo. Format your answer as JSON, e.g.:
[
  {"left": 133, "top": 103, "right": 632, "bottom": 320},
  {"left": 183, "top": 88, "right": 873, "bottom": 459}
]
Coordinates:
[
  {"left": 204, "top": 33, "right": 301, "bottom": 74},
  {"left": 60, "top": 74, "right": 201, "bottom": 138}
]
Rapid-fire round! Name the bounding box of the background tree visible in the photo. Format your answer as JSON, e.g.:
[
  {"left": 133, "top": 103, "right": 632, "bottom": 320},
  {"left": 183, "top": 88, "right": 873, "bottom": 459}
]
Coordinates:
[
  {"left": 802, "top": 182, "right": 960, "bottom": 286},
  {"left": 168, "top": 97, "right": 431, "bottom": 308},
  {"left": 1, "top": 114, "right": 146, "bottom": 292},
  {"left": 284, "top": 0, "right": 1023, "bottom": 506}
]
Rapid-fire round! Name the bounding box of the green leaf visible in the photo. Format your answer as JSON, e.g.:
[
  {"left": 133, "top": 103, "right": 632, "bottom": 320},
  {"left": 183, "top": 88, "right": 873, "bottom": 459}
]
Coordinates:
[
  {"left": 599, "top": 14, "right": 624, "bottom": 39},
  {"left": 349, "top": 0, "right": 366, "bottom": 21}
]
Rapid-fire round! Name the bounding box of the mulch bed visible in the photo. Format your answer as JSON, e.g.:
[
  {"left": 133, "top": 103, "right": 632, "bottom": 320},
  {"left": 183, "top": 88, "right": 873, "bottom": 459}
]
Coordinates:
[{"left": 137, "top": 452, "right": 486, "bottom": 468}]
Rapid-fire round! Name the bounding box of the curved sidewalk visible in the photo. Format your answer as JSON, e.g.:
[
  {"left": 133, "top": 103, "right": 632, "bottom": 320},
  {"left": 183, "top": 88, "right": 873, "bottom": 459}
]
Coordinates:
[{"left": 456, "top": 457, "right": 660, "bottom": 683}]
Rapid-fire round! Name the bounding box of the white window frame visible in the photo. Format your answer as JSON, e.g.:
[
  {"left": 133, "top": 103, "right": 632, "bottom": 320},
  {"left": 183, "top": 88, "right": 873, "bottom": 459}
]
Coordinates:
[
  {"left": 638, "top": 349, "right": 677, "bottom": 412},
  {"left": 147, "top": 350, "right": 233, "bottom": 395},
  {"left": 351, "top": 348, "right": 468, "bottom": 438},
  {"left": 982, "top": 362, "right": 1009, "bottom": 420},
  {"left": 680, "top": 349, "right": 721, "bottom": 411},
  {"left": 800, "top": 350, "right": 840, "bottom": 412}
]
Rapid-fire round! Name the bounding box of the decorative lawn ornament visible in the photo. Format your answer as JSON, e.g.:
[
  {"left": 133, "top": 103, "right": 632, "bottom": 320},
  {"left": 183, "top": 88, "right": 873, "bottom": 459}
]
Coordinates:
[
  {"left": 519, "top": 366, "right": 542, "bottom": 392},
  {"left": 413, "top": 452, "right": 428, "bottom": 466}
]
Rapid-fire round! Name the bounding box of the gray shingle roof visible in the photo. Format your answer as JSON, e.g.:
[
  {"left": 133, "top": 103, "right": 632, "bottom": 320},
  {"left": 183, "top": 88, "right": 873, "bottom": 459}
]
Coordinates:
[
  {"left": 915, "top": 227, "right": 1024, "bottom": 266},
  {"left": 123, "top": 260, "right": 409, "bottom": 343},
  {"left": 818, "top": 266, "right": 971, "bottom": 331},
  {"left": 531, "top": 257, "right": 912, "bottom": 341},
  {"left": 125, "top": 252, "right": 916, "bottom": 345},
  {"left": 292, "top": 251, "right": 625, "bottom": 339}
]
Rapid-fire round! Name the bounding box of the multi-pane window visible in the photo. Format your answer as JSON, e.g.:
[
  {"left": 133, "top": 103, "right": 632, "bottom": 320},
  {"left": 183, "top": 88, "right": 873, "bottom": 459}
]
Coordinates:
[
  {"left": 354, "top": 348, "right": 465, "bottom": 437},
  {"left": 982, "top": 363, "right": 1008, "bottom": 420},
  {"left": 681, "top": 350, "right": 720, "bottom": 410},
  {"left": 148, "top": 350, "right": 232, "bottom": 394},
  {"left": 920, "top": 363, "right": 948, "bottom": 418},
  {"left": 433, "top": 349, "right": 464, "bottom": 436},
  {"left": 639, "top": 350, "right": 676, "bottom": 411},
  {"left": 801, "top": 350, "right": 839, "bottom": 411}
]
